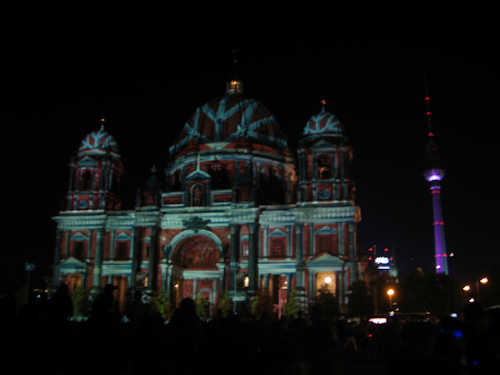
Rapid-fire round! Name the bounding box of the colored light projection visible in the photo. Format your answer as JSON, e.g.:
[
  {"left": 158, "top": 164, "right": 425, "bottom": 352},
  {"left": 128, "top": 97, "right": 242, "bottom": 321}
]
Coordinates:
[
  {"left": 79, "top": 125, "right": 119, "bottom": 155},
  {"left": 303, "top": 107, "right": 344, "bottom": 136},
  {"left": 170, "top": 94, "right": 288, "bottom": 154},
  {"left": 176, "top": 235, "right": 220, "bottom": 270}
]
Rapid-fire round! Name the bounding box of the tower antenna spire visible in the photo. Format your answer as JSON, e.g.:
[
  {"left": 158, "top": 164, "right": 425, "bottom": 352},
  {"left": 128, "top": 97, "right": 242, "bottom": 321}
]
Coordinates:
[
  {"left": 424, "top": 73, "right": 433, "bottom": 136},
  {"left": 422, "top": 73, "right": 448, "bottom": 275}
]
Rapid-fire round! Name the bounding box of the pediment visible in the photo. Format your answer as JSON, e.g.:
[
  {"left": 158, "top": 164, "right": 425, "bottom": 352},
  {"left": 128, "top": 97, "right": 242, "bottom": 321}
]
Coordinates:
[
  {"left": 70, "top": 232, "right": 89, "bottom": 241},
  {"left": 116, "top": 232, "right": 131, "bottom": 241},
  {"left": 269, "top": 229, "right": 286, "bottom": 237},
  {"left": 315, "top": 226, "right": 337, "bottom": 234},
  {"left": 307, "top": 252, "right": 345, "bottom": 266},
  {"left": 186, "top": 170, "right": 211, "bottom": 181},
  {"left": 311, "top": 139, "right": 334, "bottom": 150},
  {"left": 78, "top": 156, "right": 98, "bottom": 166},
  {"left": 59, "top": 256, "right": 88, "bottom": 268}
]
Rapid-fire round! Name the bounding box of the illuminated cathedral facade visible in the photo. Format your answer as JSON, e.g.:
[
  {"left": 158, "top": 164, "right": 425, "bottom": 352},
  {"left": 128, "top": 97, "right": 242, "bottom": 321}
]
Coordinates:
[{"left": 52, "top": 75, "right": 365, "bottom": 313}]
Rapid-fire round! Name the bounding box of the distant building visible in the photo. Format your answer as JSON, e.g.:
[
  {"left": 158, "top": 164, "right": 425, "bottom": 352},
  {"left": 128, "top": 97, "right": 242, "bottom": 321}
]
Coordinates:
[
  {"left": 52, "top": 73, "right": 365, "bottom": 313},
  {"left": 367, "top": 245, "right": 399, "bottom": 280}
]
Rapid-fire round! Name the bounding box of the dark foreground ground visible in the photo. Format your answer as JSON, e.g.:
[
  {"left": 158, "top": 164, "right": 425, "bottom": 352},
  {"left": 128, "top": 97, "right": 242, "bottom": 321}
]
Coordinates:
[{"left": 3, "top": 295, "right": 498, "bottom": 375}]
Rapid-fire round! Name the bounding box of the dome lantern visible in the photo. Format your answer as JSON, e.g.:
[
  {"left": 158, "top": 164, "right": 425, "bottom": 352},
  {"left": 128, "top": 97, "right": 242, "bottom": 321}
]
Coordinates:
[{"left": 226, "top": 49, "right": 243, "bottom": 95}]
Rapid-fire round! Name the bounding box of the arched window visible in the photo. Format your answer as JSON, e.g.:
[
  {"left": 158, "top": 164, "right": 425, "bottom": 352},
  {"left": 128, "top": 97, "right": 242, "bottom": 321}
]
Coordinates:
[
  {"left": 317, "top": 154, "right": 332, "bottom": 179},
  {"left": 191, "top": 184, "right": 204, "bottom": 207},
  {"left": 269, "top": 229, "right": 286, "bottom": 257},
  {"left": 80, "top": 171, "right": 92, "bottom": 190}
]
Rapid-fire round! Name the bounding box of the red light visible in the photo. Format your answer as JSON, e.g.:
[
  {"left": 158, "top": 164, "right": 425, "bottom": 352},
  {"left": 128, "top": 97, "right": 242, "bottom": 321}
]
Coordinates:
[
  {"left": 425, "top": 96, "right": 430, "bottom": 100},
  {"left": 440, "top": 221, "right": 445, "bottom": 225},
  {"left": 443, "top": 254, "right": 448, "bottom": 257},
  {"left": 368, "top": 334, "right": 373, "bottom": 337},
  {"left": 428, "top": 132, "right": 434, "bottom": 136},
  {"left": 427, "top": 111, "right": 432, "bottom": 115},
  {"left": 384, "top": 248, "right": 388, "bottom": 251},
  {"left": 390, "top": 257, "right": 394, "bottom": 260},
  {"left": 101, "top": 118, "right": 105, "bottom": 122},
  {"left": 368, "top": 257, "right": 372, "bottom": 260},
  {"left": 369, "top": 248, "right": 373, "bottom": 251}
]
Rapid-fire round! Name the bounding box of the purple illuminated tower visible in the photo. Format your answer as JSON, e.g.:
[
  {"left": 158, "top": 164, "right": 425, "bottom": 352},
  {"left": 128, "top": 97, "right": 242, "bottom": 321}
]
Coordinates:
[{"left": 422, "top": 75, "right": 448, "bottom": 275}]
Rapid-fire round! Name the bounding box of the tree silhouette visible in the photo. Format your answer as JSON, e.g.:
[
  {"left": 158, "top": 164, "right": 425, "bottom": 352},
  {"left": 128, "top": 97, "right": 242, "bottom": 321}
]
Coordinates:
[{"left": 347, "top": 280, "right": 374, "bottom": 317}]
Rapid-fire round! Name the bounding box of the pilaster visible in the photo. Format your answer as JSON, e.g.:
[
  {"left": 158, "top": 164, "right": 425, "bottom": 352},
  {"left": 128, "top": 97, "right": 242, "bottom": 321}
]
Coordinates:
[
  {"left": 286, "top": 225, "right": 292, "bottom": 260},
  {"left": 110, "top": 230, "right": 116, "bottom": 259},
  {"left": 64, "top": 230, "right": 70, "bottom": 258},
  {"left": 93, "top": 229, "right": 104, "bottom": 289},
  {"left": 52, "top": 230, "right": 63, "bottom": 291},
  {"left": 129, "top": 227, "right": 138, "bottom": 289},
  {"left": 147, "top": 226, "right": 156, "bottom": 292},
  {"left": 229, "top": 224, "right": 239, "bottom": 296},
  {"left": 295, "top": 224, "right": 305, "bottom": 292},
  {"left": 338, "top": 223, "right": 344, "bottom": 257},
  {"left": 247, "top": 223, "right": 257, "bottom": 294}
]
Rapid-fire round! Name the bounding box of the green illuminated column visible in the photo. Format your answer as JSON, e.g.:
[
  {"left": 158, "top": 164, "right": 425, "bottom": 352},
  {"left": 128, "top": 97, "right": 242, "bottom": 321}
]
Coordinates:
[
  {"left": 52, "top": 230, "right": 62, "bottom": 291},
  {"left": 93, "top": 229, "right": 104, "bottom": 289},
  {"left": 229, "top": 224, "right": 239, "bottom": 296},
  {"left": 247, "top": 223, "right": 257, "bottom": 294}
]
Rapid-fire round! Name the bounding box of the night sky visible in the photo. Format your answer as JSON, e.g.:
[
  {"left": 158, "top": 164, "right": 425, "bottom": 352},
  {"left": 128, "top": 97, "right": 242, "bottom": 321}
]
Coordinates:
[{"left": 5, "top": 9, "right": 498, "bottom": 292}]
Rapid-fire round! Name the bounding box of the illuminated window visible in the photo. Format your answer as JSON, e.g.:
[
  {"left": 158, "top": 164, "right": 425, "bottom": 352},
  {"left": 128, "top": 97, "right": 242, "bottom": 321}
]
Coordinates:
[
  {"left": 271, "top": 237, "right": 285, "bottom": 256},
  {"left": 242, "top": 242, "right": 249, "bottom": 257},
  {"left": 317, "top": 154, "right": 332, "bottom": 179},
  {"left": 318, "top": 235, "right": 334, "bottom": 254}
]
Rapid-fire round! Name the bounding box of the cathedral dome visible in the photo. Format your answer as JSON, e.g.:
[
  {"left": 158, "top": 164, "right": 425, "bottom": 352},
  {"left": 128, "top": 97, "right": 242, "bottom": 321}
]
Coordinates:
[
  {"left": 303, "top": 107, "right": 346, "bottom": 139},
  {"left": 169, "top": 93, "right": 291, "bottom": 159},
  {"left": 78, "top": 119, "right": 120, "bottom": 157}
]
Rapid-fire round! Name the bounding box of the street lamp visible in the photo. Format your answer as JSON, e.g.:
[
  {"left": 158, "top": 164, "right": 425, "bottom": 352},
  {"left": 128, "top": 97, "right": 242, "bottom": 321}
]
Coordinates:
[
  {"left": 387, "top": 289, "right": 394, "bottom": 311},
  {"left": 463, "top": 285, "right": 471, "bottom": 292}
]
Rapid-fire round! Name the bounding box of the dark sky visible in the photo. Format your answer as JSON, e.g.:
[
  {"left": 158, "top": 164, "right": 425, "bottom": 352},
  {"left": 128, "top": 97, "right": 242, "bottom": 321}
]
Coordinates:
[{"left": 5, "top": 9, "right": 498, "bottom": 291}]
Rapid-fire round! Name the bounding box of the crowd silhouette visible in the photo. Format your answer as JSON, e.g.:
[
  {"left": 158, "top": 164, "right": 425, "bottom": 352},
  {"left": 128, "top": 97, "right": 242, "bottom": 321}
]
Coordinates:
[{"left": 2, "top": 285, "right": 499, "bottom": 375}]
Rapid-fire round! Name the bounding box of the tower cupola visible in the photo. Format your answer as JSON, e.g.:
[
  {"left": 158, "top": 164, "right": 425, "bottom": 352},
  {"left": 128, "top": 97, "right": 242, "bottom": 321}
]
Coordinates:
[
  {"left": 297, "top": 100, "right": 354, "bottom": 204},
  {"left": 65, "top": 117, "right": 125, "bottom": 212},
  {"left": 226, "top": 50, "right": 243, "bottom": 95}
]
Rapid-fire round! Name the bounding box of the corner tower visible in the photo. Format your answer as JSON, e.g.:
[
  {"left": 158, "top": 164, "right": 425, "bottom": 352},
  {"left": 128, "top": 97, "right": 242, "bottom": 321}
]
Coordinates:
[
  {"left": 297, "top": 100, "right": 355, "bottom": 204},
  {"left": 422, "top": 76, "right": 448, "bottom": 275},
  {"left": 65, "top": 118, "right": 125, "bottom": 212}
]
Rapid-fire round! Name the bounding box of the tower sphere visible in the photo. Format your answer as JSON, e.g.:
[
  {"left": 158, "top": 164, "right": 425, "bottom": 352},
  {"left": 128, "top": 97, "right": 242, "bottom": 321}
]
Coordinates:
[{"left": 423, "top": 168, "right": 446, "bottom": 182}]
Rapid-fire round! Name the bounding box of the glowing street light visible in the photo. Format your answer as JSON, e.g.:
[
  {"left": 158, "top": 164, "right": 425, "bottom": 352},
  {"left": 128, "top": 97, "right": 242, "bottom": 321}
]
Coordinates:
[
  {"left": 387, "top": 289, "right": 394, "bottom": 311},
  {"left": 463, "top": 285, "right": 471, "bottom": 291}
]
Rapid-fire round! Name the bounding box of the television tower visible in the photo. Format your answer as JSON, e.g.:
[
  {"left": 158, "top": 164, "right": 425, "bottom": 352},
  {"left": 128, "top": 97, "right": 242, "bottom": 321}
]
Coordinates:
[{"left": 422, "top": 74, "right": 449, "bottom": 275}]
